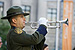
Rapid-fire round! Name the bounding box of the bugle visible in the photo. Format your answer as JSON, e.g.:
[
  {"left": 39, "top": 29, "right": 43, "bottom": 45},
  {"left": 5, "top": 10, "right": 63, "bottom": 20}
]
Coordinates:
[{"left": 25, "top": 18, "right": 68, "bottom": 29}]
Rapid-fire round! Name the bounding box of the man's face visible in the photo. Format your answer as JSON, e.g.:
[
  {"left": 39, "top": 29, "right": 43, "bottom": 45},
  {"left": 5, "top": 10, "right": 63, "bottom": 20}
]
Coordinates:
[
  {"left": 0, "top": 38, "right": 2, "bottom": 48},
  {"left": 12, "top": 14, "right": 26, "bottom": 29}
]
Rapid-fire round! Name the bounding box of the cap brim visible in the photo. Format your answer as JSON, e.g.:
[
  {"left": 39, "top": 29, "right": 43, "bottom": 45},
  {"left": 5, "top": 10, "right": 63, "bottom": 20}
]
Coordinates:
[
  {"left": 1, "top": 16, "right": 9, "bottom": 19},
  {"left": 1, "top": 13, "right": 29, "bottom": 19},
  {"left": 23, "top": 13, "right": 29, "bottom": 16}
]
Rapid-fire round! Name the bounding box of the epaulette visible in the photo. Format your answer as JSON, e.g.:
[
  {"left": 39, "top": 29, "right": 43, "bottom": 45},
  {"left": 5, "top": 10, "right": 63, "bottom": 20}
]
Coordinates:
[{"left": 14, "top": 28, "right": 23, "bottom": 34}]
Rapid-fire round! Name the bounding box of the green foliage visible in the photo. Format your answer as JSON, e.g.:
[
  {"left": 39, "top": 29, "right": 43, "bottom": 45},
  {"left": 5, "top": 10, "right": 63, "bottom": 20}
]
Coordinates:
[{"left": 0, "top": 19, "right": 10, "bottom": 50}]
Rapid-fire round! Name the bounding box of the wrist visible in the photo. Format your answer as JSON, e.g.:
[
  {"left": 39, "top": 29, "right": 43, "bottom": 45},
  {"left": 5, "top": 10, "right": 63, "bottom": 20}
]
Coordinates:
[{"left": 40, "top": 24, "right": 47, "bottom": 29}]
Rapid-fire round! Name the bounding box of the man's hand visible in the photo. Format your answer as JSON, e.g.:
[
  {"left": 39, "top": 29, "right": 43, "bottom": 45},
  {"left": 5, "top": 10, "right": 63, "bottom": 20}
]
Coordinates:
[
  {"left": 38, "top": 17, "right": 48, "bottom": 26},
  {"left": 36, "top": 17, "right": 48, "bottom": 36}
]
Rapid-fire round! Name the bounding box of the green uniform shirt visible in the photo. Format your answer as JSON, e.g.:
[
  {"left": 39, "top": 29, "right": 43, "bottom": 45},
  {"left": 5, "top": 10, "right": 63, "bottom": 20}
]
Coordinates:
[{"left": 7, "top": 26, "right": 45, "bottom": 50}]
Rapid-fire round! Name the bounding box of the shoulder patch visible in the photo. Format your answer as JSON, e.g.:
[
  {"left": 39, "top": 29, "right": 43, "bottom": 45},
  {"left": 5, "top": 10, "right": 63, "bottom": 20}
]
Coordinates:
[{"left": 14, "top": 28, "right": 23, "bottom": 34}]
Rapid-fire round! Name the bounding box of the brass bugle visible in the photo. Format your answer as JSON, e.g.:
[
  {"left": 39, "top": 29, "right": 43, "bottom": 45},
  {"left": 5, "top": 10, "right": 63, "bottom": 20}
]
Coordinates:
[{"left": 25, "top": 18, "right": 68, "bottom": 29}]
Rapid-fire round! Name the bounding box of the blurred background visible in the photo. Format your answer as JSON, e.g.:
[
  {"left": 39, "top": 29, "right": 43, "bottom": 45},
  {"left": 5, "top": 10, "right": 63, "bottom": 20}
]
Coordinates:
[{"left": 0, "top": 0, "right": 75, "bottom": 50}]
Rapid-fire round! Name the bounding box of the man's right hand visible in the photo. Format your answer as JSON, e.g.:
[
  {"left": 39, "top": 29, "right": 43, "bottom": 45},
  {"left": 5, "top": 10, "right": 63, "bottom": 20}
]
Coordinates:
[{"left": 36, "top": 17, "right": 48, "bottom": 36}]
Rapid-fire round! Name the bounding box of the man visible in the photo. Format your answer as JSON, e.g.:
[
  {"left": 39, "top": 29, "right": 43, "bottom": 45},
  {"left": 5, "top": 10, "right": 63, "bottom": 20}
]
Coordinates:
[
  {"left": 1, "top": 6, "right": 48, "bottom": 50},
  {"left": 0, "top": 37, "right": 3, "bottom": 48}
]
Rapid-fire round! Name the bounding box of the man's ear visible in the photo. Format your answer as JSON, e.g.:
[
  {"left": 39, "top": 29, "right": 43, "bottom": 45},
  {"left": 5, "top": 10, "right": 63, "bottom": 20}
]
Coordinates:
[{"left": 12, "top": 18, "right": 17, "bottom": 24}]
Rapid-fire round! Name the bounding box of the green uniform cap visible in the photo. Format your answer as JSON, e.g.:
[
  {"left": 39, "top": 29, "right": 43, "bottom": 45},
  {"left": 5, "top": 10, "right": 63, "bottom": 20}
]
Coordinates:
[{"left": 1, "top": 6, "right": 29, "bottom": 19}]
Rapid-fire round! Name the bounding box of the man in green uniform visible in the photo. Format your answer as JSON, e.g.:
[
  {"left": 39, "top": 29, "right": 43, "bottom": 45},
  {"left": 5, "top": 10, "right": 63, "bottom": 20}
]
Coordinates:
[{"left": 1, "top": 6, "right": 48, "bottom": 50}]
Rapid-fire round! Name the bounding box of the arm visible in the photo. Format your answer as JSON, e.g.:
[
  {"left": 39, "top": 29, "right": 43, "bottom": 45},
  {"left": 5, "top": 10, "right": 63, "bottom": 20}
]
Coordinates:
[{"left": 10, "top": 25, "right": 47, "bottom": 46}]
